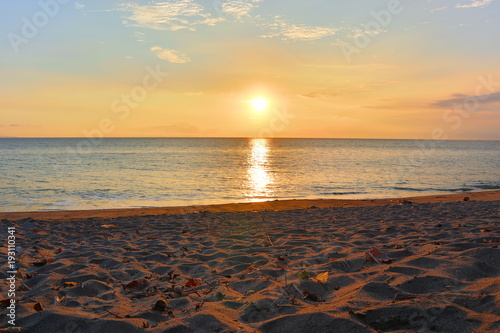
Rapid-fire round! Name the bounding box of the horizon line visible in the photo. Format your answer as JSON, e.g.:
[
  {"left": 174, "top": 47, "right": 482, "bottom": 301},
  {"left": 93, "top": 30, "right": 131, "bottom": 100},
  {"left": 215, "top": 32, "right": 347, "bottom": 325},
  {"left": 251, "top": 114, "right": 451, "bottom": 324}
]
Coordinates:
[{"left": 0, "top": 136, "right": 499, "bottom": 141}]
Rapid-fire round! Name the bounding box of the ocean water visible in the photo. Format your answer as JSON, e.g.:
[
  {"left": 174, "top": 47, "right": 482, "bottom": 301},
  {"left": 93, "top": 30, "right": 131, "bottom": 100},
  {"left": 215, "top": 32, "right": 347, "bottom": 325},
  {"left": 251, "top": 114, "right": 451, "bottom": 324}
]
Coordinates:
[{"left": 0, "top": 138, "right": 498, "bottom": 212}]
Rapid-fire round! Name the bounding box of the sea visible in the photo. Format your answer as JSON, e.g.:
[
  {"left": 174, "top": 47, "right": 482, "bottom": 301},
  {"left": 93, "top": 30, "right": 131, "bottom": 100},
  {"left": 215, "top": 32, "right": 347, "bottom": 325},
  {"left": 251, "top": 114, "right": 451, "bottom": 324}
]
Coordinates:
[{"left": 0, "top": 138, "right": 498, "bottom": 212}]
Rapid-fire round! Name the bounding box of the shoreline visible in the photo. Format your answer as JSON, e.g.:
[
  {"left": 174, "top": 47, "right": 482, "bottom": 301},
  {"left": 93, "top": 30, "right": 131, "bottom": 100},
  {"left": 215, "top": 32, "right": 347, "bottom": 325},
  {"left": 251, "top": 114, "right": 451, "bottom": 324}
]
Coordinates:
[{"left": 0, "top": 190, "right": 498, "bottom": 221}]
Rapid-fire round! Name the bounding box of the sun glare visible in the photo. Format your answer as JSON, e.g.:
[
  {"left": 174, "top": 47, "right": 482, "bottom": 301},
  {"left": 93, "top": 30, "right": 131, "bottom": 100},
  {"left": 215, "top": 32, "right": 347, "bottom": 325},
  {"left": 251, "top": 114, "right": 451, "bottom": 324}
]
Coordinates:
[{"left": 250, "top": 98, "right": 268, "bottom": 111}]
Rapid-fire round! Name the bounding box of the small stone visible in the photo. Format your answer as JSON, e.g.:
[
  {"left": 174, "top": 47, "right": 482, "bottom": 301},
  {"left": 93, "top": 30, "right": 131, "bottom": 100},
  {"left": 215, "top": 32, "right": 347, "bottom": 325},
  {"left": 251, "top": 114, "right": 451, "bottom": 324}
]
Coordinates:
[
  {"left": 463, "top": 197, "right": 470, "bottom": 201},
  {"left": 153, "top": 299, "right": 168, "bottom": 312}
]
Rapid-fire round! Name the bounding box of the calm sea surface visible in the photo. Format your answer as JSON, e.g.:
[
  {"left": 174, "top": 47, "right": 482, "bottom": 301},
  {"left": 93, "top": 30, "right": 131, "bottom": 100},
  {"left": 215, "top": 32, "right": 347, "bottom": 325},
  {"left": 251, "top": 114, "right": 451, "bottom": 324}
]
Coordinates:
[{"left": 0, "top": 138, "right": 498, "bottom": 212}]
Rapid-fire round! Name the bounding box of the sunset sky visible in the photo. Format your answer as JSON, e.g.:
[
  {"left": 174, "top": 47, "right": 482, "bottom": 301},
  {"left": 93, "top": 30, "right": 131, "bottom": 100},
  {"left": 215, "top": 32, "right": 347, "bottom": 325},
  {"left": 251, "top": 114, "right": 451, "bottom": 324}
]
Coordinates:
[{"left": 1, "top": 0, "right": 499, "bottom": 139}]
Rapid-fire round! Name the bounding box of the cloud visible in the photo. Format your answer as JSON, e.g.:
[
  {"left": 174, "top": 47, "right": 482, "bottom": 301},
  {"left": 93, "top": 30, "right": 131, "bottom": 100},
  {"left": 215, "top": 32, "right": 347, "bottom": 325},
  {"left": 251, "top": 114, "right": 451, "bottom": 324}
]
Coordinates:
[
  {"left": 120, "top": 0, "right": 212, "bottom": 31},
  {"left": 456, "top": 0, "right": 493, "bottom": 8},
  {"left": 221, "top": 0, "right": 262, "bottom": 19},
  {"left": 262, "top": 20, "right": 338, "bottom": 41},
  {"left": 301, "top": 63, "right": 395, "bottom": 70},
  {"left": 0, "top": 124, "right": 38, "bottom": 128},
  {"left": 429, "top": 6, "right": 448, "bottom": 12},
  {"left": 150, "top": 46, "right": 191, "bottom": 63},
  {"left": 430, "top": 92, "right": 500, "bottom": 108},
  {"left": 74, "top": 2, "right": 85, "bottom": 10}
]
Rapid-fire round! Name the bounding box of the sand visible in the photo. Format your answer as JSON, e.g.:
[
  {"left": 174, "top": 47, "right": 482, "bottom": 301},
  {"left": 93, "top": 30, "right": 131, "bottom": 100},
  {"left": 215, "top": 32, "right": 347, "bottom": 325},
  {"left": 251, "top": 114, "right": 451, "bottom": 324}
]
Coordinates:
[{"left": 0, "top": 191, "right": 499, "bottom": 332}]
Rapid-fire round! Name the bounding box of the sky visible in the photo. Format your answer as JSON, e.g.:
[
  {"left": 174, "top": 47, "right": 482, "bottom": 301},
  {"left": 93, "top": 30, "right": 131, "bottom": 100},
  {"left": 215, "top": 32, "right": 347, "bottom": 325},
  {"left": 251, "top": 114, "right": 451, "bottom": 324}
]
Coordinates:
[{"left": 1, "top": 0, "right": 499, "bottom": 139}]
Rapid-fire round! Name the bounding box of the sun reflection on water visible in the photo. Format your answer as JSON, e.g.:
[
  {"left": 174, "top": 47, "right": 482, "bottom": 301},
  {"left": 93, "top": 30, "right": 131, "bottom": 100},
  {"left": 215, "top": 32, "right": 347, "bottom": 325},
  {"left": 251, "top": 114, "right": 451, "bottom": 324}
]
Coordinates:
[{"left": 245, "top": 138, "right": 274, "bottom": 201}]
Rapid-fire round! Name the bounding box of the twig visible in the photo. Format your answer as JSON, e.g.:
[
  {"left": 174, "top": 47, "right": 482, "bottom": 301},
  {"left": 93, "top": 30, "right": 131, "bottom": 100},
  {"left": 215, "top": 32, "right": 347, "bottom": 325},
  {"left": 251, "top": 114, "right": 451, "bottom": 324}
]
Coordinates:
[
  {"left": 103, "top": 309, "right": 122, "bottom": 319},
  {"left": 55, "top": 255, "right": 81, "bottom": 288},
  {"left": 266, "top": 235, "right": 274, "bottom": 246},
  {"left": 291, "top": 283, "right": 304, "bottom": 296}
]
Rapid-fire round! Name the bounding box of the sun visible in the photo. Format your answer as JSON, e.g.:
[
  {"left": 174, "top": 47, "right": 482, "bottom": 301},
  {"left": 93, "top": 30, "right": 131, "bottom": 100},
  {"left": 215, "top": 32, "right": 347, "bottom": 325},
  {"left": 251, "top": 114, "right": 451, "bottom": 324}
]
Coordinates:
[{"left": 250, "top": 98, "right": 269, "bottom": 111}]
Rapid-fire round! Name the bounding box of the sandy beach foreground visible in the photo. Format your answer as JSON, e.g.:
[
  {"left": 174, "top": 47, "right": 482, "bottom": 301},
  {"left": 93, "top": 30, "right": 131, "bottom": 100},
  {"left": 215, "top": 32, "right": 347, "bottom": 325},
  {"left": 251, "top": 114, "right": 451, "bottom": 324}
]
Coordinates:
[{"left": 1, "top": 191, "right": 499, "bottom": 332}]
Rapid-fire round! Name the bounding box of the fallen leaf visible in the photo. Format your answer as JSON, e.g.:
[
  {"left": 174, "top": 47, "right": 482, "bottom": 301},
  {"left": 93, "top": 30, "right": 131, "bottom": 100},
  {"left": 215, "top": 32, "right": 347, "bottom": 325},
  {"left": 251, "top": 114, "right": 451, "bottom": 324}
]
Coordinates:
[
  {"left": 297, "top": 270, "right": 311, "bottom": 279},
  {"left": 277, "top": 255, "right": 286, "bottom": 261},
  {"left": 34, "top": 302, "right": 44, "bottom": 312},
  {"left": 316, "top": 271, "right": 329, "bottom": 283},
  {"left": 63, "top": 281, "right": 78, "bottom": 288},
  {"left": 481, "top": 229, "right": 493, "bottom": 233},
  {"left": 483, "top": 239, "right": 498, "bottom": 243},
  {"left": 0, "top": 299, "right": 11, "bottom": 308},
  {"left": 53, "top": 296, "right": 65, "bottom": 305},
  {"left": 56, "top": 248, "right": 62, "bottom": 254},
  {"left": 122, "top": 279, "right": 148, "bottom": 290},
  {"left": 30, "top": 260, "right": 48, "bottom": 267},
  {"left": 303, "top": 290, "right": 321, "bottom": 302},
  {"left": 101, "top": 224, "right": 119, "bottom": 228},
  {"left": 185, "top": 279, "right": 201, "bottom": 287},
  {"left": 365, "top": 247, "right": 393, "bottom": 264}
]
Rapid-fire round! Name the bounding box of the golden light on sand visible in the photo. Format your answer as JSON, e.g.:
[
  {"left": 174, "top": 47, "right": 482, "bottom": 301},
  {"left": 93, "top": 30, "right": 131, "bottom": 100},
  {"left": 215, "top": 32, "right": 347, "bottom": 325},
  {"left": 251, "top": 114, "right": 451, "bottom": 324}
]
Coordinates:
[
  {"left": 246, "top": 138, "right": 273, "bottom": 201},
  {"left": 250, "top": 98, "right": 269, "bottom": 111}
]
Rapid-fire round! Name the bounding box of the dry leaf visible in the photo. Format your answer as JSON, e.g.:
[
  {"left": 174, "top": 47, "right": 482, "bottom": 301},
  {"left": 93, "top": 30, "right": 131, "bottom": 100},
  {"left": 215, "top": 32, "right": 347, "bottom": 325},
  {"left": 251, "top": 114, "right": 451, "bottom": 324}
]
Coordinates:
[
  {"left": 30, "top": 260, "right": 49, "bottom": 267},
  {"left": 303, "top": 290, "right": 321, "bottom": 302},
  {"left": 54, "top": 296, "right": 65, "bottom": 305},
  {"left": 365, "top": 247, "right": 393, "bottom": 264},
  {"left": 101, "top": 224, "right": 119, "bottom": 228},
  {"left": 63, "top": 281, "right": 78, "bottom": 288},
  {"left": 185, "top": 279, "right": 201, "bottom": 287},
  {"left": 122, "top": 279, "right": 148, "bottom": 290},
  {"left": 297, "top": 270, "right": 311, "bottom": 279},
  {"left": 0, "top": 299, "right": 11, "bottom": 308},
  {"left": 316, "top": 271, "right": 329, "bottom": 283},
  {"left": 34, "top": 302, "right": 44, "bottom": 312}
]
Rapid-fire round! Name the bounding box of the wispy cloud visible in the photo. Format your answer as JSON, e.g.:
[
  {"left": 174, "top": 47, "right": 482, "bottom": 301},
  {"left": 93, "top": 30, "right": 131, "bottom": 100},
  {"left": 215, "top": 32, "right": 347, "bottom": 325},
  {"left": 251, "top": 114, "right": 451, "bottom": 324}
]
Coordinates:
[
  {"left": 301, "top": 63, "right": 396, "bottom": 70},
  {"left": 74, "top": 2, "right": 85, "bottom": 10},
  {"left": 221, "top": 0, "right": 262, "bottom": 19},
  {"left": 0, "top": 124, "right": 39, "bottom": 128},
  {"left": 430, "top": 92, "right": 500, "bottom": 108},
  {"left": 150, "top": 46, "right": 191, "bottom": 63},
  {"left": 262, "top": 20, "right": 338, "bottom": 41},
  {"left": 456, "top": 0, "right": 493, "bottom": 8},
  {"left": 120, "top": 0, "right": 211, "bottom": 31}
]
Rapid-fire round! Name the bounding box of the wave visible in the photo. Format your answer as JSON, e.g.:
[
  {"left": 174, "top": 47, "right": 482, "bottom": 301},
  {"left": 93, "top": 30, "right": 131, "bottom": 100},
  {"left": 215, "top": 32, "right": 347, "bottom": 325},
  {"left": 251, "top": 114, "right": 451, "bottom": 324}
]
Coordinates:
[
  {"left": 320, "top": 191, "right": 368, "bottom": 195},
  {"left": 392, "top": 185, "right": 499, "bottom": 192}
]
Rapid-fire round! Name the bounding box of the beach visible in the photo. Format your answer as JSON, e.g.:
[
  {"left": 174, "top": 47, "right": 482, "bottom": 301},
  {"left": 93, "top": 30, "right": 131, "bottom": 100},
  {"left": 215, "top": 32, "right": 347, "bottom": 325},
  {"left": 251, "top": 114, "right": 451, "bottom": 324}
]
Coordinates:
[{"left": 1, "top": 190, "right": 499, "bottom": 332}]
